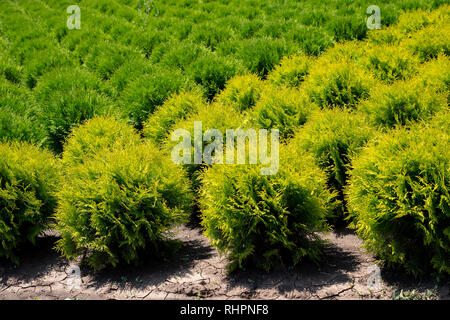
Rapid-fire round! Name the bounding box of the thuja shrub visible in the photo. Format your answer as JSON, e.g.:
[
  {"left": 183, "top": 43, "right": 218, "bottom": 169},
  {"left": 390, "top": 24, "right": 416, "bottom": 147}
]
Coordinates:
[
  {"left": 346, "top": 124, "right": 450, "bottom": 275},
  {"left": 0, "top": 79, "right": 44, "bottom": 143},
  {"left": 404, "top": 25, "right": 450, "bottom": 62},
  {"left": 233, "top": 37, "right": 295, "bottom": 77},
  {"left": 0, "top": 142, "right": 60, "bottom": 263},
  {"left": 304, "top": 61, "right": 374, "bottom": 109},
  {"left": 62, "top": 116, "right": 141, "bottom": 167},
  {"left": 185, "top": 52, "right": 245, "bottom": 100},
  {"left": 55, "top": 142, "right": 193, "bottom": 270},
  {"left": 84, "top": 42, "right": 140, "bottom": 80},
  {"left": 292, "top": 109, "right": 376, "bottom": 220},
  {"left": 418, "top": 55, "right": 450, "bottom": 101},
  {"left": 34, "top": 67, "right": 114, "bottom": 153},
  {"left": 358, "top": 79, "right": 447, "bottom": 128},
  {"left": 199, "top": 148, "right": 332, "bottom": 272},
  {"left": 363, "top": 45, "right": 419, "bottom": 83},
  {"left": 166, "top": 102, "right": 248, "bottom": 188},
  {"left": 143, "top": 89, "right": 206, "bottom": 145},
  {"left": 121, "top": 67, "right": 191, "bottom": 129},
  {"left": 216, "top": 74, "right": 265, "bottom": 112},
  {"left": 267, "top": 53, "right": 314, "bottom": 88},
  {"left": 249, "top": 86, "right": 317, "bottom": 139}
]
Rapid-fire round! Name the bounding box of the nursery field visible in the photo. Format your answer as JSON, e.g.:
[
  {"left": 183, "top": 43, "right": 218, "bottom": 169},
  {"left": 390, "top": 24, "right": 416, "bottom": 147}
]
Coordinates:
[{"left": 0, "top": 0, "right": 449, "bottom": 300}]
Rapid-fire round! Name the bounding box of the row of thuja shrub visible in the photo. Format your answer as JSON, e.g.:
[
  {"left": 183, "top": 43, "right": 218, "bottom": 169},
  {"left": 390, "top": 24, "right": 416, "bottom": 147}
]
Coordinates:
[
  {"left": 138, "top": 6, "right": 449, "bottom": 273},
  {"left": 1, "top": 6, "right": 449, "bottom": 274},
  {"left": 0, "top": 116, "right": 193, "bottom": 270}
]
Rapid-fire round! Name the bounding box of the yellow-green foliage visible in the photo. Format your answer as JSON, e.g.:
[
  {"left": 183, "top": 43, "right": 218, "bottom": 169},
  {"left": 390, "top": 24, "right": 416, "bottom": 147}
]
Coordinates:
[
  {"left": 404, "top": 24, "right": 450, "bottom": 61},
  {"left": 144, "top": 90, "right": 207, "bottom": 144},
  {"left": 267, "top": 54, "right": 314, "bottom": 88},
  {"left": 62, "top": 116, "right": 141, "bottom": 167},
  {"left": 419, "top": 55, "right": 450, "bottom": 97},
  {"left": 292, "top": 109, "right": 376, "bottom": 220},
  {"left": 359, "top": 79, "right": 447, "bottom": 128},
  {"left": 250, "top": 86, "right": 316, "bottom": 139},
  {"left": 0, "top": 142, "right": 60, "bottom": 263},
  {"left": 216, "top": 74, "right": 265, "bottom": 112},
  {"left": 303, "top": 60, "right": 374, "bottom": 109},
  {"left": 199, "top": 148, "right": 332, "bottom": 272},
  {"left": 363, "top": 45, "right": 419, "bottom": 83},
  {"left": 346, "top": 123, "right": 450, "bottom": 275},
  {"left": 55, "top": 142, "right": 193, "bottom": 270}
]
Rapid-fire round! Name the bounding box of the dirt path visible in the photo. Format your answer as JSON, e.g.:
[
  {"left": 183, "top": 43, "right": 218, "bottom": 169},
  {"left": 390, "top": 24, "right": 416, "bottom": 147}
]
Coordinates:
[{"left": 0, "top": 225, "right": 448, "bottom": 300}]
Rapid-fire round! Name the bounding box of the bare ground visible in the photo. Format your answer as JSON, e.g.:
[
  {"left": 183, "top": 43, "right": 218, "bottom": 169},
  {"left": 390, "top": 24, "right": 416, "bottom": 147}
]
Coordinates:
[{"left": 0, "top": 225, "right": 448, "bottom": 300}]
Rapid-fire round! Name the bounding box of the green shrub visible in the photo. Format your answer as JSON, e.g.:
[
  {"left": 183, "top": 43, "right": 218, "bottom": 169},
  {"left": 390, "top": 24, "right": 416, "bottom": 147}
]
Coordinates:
[
  {"left": 418, "top": 55, "right": 450, "bottom": 100},
  {"left": 287, "top": 25, "right": 334, "bottom": 56},
  {"left": 188, "top": 22, "right": 235, "bottom": 50},
  {"left": 55, "top": 142, "right": 193, "bottom": 270},
  {"left": 22, "top": 48, "right": 75, "bottom": 89},
  {"left": 143, "top": 90, "right": 206, "bottom": 145},
  {"left": 0, "top": 79, "right": 44, "bottom": 143},
  {"left": 0, "top": 57, "right": 22, "bottom": 84},
  {"left": 326, "top": 14, "right": 367, "bottom": 42},
  {"left": 216, "top": 74, "right": 265, "bottom": 112},
  {"left": 233, "top": 37, "right": 295, "bottom": 77},
  {"left": 304, "top": 61, "right": 374, "bottom": 109},
  {"left": 62, "top": 116, "right": 141, "bottom": 167},
  {"left": 364, "top": 45, "right": 419, "bottom": 83},
  {"left": 404, "top": 25, "right": 450, "bottom": 61},
  {"left": 292, "top": 109, "right": 376, "bottom": 220},
  {"left": 199, "top": 147, "right": 332, "bottom": 272},
  {"left": 359, "top": 79, "right": 447, "bottom": 128},
  {"left": 84, "top": 42, "right": 140, "bottom": 80},
  {"left": 34, "top": 67, "right": 114, "bottom": 153},
  {"left": 250, "top": 86, "right": 317, "bottom": 139},
  {"left": 267, "top": 54, "right": 314, "bottom": 88},
  {"left": 121, "top": 67, "right": 191, "bottom": 129},
  {"left": 0, "top": 142, "right": 60, "bottom": 263},
  {"left": 346, "top": 124, "right": 450, "bottom": 275},
  {"left": 158, "top": 41, "right": 207, "bottom": 71},
  {"left": 167, "top": 102, "right": 248, "bottom": 188},
  {"left": 185, "top": 52, "right": 245, "bottom": 100},
  {"left": 108, "top": 57, "right": 155, "bottom": 95}
]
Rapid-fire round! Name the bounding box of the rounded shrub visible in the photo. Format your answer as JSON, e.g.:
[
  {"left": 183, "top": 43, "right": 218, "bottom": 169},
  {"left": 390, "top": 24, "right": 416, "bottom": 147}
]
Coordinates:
[
  {"left": 185, "top": 52, "right": 245, "bottom": 100},
  {"left": 267, "top": 53, "right": 314, "bottom": 88},
  {"left": 216, "top": 74, "right": 265, "bottom": 112},
  {"left": 0, "top": 79, "right": 44, "bottom": 143},
  {"left": 199, "top": 147, "right": 332, "bottom": 272},
  {"left": 418, "top": 55, "right": 450, "bottom": 103},
  {"left": 121, "top": 67, "right": 192, "bottom": 129},
  {"left": 358, "top": 79, "right": 447, "bottom": 128},
  {"left": 292, "top": 109, "right": 376, "bottom": 220},
  {"left": 34, "top": 67, "right": 114, "bottom": 153},
  {"left": 363, "top": 45, "right": 419, "bottom": 83},
  {"left": 249, "top": 86, "right": 317, "bottom": 139},
  {"left": 404, "top": 24, "right": 450, "bottom": 62},
  {"left": 84, "top": 42, "right": 140, "bottom": 80},
  {"left": 55, "top": 142, "right": 193, "bottom": 270},
  {"left": 232, "top": 37, "right": 295, "bottom": 78},
  {"left": 166, "top": 102, "right": 248, "bottom": 189},
  {"left": 62, "top": 116, "right": 141, "bottom": 167},
  {"left": 304, "top": 60, "right": 374, "bottom": 109},
  {"left": 346, "top": 123, "right": 450, "bottom": 275},
  {"left": 143, "top": 89, "right": 206, "bottom": 145},
  {"left": 0, "top": 142, "right": 60, "bottom": 263}
]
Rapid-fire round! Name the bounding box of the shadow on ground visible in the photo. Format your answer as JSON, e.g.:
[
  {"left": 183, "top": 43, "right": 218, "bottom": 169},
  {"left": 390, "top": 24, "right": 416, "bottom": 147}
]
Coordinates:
[{"left": 0, "top": 225, "right": 448, "bottom": 300}]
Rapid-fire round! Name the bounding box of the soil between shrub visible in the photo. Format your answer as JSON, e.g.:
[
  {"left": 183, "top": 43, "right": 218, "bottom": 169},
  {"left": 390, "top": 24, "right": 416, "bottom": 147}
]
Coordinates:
[{"left": 0, "top": 225, "right": 448, "bottom": 300}]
